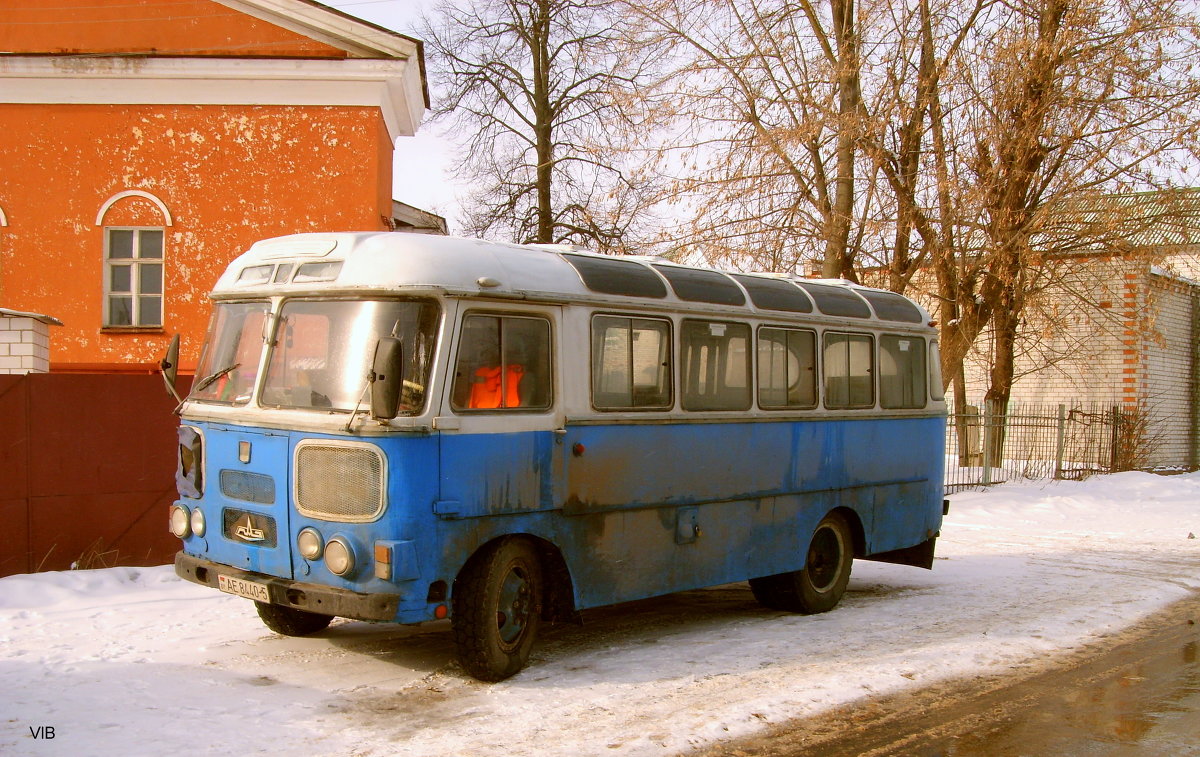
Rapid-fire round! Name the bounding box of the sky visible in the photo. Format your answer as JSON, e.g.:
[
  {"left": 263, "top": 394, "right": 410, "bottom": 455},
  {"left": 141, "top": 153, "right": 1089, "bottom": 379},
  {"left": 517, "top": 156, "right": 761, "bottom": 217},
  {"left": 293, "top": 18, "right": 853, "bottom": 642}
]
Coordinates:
[
  {"left": 322, "top": 0, "right": 465, "bottom": 230},
  {"left": 3, "top": 471, "right": 1198, "bottom": 755}
]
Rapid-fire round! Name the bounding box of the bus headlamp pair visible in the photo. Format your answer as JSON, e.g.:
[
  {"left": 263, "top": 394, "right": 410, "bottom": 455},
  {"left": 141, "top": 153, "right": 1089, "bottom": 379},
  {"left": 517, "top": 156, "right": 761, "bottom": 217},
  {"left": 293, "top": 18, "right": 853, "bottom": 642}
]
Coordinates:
[
  {"left": 169, "top": 505, "right": 206, "bottom": 539},
  {"left": 298, "top": 528, "right": 354, "bottom": 577},
  {"left": 171, "top": 511, "right": 355, "bottom": 577}
]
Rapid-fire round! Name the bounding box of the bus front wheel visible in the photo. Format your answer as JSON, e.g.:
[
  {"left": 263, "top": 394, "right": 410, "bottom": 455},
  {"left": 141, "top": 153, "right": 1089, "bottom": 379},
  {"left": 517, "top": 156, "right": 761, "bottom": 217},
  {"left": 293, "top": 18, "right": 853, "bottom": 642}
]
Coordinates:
[
  {"left": 255, "top": 601, "right": 333, "bottom": 636},
  {"left": 452, "top": 537, "right": 544, "bottom": 682},
  {"left": 750, "top": 512, "right": 853, "bottom": 614}
]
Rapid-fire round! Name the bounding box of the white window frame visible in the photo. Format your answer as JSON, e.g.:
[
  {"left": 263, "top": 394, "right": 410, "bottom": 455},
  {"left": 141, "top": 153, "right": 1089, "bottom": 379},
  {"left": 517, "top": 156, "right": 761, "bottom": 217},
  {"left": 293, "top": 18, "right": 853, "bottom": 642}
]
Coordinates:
[{"left": 104, "top": 226, "right": 165, "bottom": 328}]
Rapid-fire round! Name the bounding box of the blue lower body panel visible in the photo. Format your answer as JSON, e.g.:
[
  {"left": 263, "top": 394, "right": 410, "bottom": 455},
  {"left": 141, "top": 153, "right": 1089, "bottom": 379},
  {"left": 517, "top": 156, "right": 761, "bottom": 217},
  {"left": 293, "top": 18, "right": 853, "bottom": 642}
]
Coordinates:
[{"left": 175, "top": 414, "right": 944, "bottom": 624}]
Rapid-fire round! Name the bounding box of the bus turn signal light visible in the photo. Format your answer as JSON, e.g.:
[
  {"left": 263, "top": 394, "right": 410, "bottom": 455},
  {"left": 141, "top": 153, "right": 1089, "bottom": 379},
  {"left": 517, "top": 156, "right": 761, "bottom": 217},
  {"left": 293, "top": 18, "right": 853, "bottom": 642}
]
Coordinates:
[{"left": 374, "top": 543, "right": 391, "bottom": 581}]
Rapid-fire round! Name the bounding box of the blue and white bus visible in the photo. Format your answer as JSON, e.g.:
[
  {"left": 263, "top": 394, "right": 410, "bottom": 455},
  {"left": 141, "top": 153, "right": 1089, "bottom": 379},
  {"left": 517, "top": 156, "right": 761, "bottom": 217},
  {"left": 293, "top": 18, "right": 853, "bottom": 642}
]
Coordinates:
[{"left": 166, "top": 232, "right": 947, "bottom": 681}]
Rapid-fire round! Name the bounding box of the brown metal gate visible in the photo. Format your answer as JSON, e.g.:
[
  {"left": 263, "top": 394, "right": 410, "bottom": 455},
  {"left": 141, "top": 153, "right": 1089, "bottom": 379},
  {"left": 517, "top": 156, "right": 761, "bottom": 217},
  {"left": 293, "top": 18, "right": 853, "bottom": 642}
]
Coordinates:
[{"left": 0, "top": 373, "right": 185, "bottom": 577}]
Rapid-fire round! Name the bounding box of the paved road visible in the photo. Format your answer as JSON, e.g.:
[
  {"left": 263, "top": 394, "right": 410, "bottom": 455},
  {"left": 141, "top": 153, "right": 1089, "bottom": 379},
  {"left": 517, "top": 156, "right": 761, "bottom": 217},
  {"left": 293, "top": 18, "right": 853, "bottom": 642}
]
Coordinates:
[{"left": 705, "top": 591, "right": 1200, "bottom": 756}]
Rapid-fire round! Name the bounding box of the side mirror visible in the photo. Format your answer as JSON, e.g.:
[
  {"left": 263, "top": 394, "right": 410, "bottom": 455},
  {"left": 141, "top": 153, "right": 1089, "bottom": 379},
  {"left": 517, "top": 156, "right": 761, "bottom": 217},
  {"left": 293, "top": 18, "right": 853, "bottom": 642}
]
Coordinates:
[
  {"left": 370, "top": 337, "right": 404, "bottom": 420},
  {"left": 159, "top": 333, "right": 183, "bottom": 404}
]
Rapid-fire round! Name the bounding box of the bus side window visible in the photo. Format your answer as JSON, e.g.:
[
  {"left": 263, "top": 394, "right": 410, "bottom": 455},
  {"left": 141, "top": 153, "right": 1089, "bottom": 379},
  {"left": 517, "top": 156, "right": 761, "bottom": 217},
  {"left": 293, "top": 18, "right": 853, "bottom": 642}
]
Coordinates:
[
  {"left": 591, "top": 315, "right": 672, "bottom": 410},
  {"left": 681, "top": 320, "right": 751, "bottom": 411},
  {"left": 929, "top": 340, "right": 946, "bottom": 401},
  {"left": 879, "top": 334, "right": 927, "bottom": 409},
  {"left": 758, "top": 327, "right": 816, "bottom": 409},
  {"left": 451, "top": 314, "right": 552, "bottom": 411},
  {"left": 824, "top": 332, "right": 874, "bottom": 409}
]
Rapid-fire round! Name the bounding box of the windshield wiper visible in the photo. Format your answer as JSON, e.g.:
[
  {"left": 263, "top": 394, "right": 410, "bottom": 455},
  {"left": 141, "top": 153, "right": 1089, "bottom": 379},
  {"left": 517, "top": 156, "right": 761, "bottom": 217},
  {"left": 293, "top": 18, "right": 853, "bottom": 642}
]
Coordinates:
[{"left": 192, "top": 363, "right": 241, "bottom": 394}]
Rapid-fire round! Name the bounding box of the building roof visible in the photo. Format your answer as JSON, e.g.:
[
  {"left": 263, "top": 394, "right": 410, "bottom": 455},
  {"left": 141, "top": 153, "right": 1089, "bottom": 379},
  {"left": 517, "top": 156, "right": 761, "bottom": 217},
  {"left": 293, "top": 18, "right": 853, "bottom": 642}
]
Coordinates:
[
  {"left": 1041, "top": 188, "right": 1200, "bottom": 251},
  {"left": 220, "top": 0, "right": 425, "bottom": 64},
  {"left": 0, "top": 308, "right": 63, "bottom": 326},
  {"left": 390, "top": 201, "right": 448, "bottom": 235},
  {"left": 216, "top": 1, "right": 429, "bottom": 106}
]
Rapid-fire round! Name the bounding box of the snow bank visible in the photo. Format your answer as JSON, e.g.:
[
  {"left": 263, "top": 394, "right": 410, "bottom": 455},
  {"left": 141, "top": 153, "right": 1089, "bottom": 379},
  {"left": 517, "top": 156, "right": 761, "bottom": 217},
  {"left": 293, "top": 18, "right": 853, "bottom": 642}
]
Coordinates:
[
  {"left": 2, "top": 472, "right": 1198, "bottom": 756},
  {"left": 0, "top": 566, "right": 180, "bottom": 610}
]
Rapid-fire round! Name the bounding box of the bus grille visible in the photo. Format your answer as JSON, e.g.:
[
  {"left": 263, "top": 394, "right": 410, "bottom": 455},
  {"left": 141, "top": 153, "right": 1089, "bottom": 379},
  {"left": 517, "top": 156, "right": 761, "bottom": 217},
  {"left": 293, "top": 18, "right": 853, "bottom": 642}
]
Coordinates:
[
  {"left": 220, "top": 470, "right": 275, "bottom": 504},
  {"left": 294, "top": 442, "right": 385, "bottom": 522}
]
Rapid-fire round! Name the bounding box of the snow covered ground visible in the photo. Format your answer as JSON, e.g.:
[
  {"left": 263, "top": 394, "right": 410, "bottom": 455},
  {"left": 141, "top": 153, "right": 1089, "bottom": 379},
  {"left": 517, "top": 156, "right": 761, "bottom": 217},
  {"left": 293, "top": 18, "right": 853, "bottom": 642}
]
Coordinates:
[{"left": 2, "top": 472, "right": 1199, "bottom": 756}]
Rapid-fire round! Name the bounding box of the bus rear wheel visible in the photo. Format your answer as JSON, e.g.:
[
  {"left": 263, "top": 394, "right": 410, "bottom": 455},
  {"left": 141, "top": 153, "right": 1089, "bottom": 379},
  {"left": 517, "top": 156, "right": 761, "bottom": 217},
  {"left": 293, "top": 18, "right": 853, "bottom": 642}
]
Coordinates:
[
  {"left": 749, "top": 512, "right": 853, "bottom": 614},
  {"left": 255, "top": 601, "right": 333, "bottom": 636},
  {"left": 452, "top": 537, "right": 544, "bottom": 682}
]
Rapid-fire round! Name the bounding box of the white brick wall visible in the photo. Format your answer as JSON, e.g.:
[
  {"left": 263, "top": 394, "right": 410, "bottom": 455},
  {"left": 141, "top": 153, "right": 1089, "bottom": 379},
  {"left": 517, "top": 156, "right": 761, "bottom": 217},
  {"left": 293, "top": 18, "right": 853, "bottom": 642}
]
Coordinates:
[
  {"left": 943, "top": 257, "right": 1198, "bottom": 468},
  {"left": 0, "top": 315, "right": 52, "bottom": 374},
  {"left": 958, "top": 256, "right": 1136, "bottom": 409},
  {"left": 897, "top": 245, "right": 1199, "bottom": 468},
  {"left": 1141, "top": 275, "right": 1199, "bottom": 466},
  {"left": 1161, "top": 248, "right": 1200, "bottom": 281}
]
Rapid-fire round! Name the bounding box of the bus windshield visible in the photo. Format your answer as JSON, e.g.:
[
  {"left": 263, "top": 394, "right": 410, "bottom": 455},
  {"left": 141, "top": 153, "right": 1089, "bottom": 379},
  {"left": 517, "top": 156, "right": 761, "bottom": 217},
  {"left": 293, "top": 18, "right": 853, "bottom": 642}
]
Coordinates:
[
  {"left": 260, "top": 299, "right": 438, "bottom": 413},
  {"left": 191, "top": 301, "right": 271, "bottom": 405}
]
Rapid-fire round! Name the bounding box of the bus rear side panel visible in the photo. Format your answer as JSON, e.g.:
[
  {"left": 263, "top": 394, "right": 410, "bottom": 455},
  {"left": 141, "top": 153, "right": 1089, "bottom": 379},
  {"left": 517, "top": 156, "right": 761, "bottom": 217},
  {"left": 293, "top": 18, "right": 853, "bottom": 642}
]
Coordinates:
[{"left": 429, "top": 414, "right": 944, "bottom": 612}]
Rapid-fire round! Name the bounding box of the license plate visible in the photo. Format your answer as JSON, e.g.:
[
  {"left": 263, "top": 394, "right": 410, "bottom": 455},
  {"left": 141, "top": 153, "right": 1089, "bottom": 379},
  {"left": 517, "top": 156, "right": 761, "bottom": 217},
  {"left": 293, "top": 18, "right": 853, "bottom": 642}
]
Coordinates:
[{"left": 217, "top": 574, "right": 271, "bottom": 602}]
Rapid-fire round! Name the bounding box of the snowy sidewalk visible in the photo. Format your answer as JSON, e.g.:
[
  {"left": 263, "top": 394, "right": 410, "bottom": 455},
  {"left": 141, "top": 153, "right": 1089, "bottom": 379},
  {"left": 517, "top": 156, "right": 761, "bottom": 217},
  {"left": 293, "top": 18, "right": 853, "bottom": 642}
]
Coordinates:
[{"left": 2, "top": 471, "right": 1198, "bottom": 756}]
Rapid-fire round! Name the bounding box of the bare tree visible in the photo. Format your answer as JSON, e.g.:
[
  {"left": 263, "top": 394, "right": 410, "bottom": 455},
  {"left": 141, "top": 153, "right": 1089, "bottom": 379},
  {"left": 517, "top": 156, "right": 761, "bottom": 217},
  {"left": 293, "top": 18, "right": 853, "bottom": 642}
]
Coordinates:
[
  {"left": 624, "top": 0, "right": 873, "bottom": 277},
  {"left": 422, "top": 0, "right": 1200, "bottom": 418},
  {"left": 854, "top": 0, "right": 991, "bottom": 290},
  {"left": 853, "top": 0, "right": 1200, "bottom": 413},
  {"left": 941, "top": 0, "right": 1200, "bottom": 408},
  {"left": 420, "top": 0, "right": 655, "bottom": 248}
]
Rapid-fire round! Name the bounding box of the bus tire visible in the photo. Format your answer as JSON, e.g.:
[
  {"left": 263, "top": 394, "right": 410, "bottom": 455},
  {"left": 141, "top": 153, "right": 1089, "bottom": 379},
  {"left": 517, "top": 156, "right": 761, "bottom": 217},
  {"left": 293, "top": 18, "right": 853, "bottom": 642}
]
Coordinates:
[
  {"left": 452, "top": 537, "right": 543, "bottom": 682},
  {"left": 749, "top": 512, "right": 853, "bottom": 614},
  {"left": 254, "top": 601, "right": 333, "bottom": 636}
]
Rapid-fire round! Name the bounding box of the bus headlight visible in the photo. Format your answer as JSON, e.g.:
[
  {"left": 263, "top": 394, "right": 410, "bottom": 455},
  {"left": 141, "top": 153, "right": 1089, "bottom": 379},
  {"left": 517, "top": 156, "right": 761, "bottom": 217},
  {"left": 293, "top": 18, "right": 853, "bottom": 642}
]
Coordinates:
[
  {"left": 325, "top": 537, "right": 355, "bottom": 576},
  {"left": 297, "top": 528, "right": 324, "bottom": 560},
  {"left": 190, "top": 507, "right": 206, "bottom": 538},
  {"left": 169, "top": 505, "right": 191, "bottom": 539}
]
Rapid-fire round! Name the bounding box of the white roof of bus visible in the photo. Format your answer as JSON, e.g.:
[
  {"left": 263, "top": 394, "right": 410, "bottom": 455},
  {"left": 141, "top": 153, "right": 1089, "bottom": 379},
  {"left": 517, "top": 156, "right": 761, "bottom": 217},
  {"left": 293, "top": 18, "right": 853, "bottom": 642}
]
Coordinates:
[
  {"left": 216, "top": 233, "right": 588, "bottom": 297},
  {"left": 213, "top": 232, "right": 932, "bottom": 323}
]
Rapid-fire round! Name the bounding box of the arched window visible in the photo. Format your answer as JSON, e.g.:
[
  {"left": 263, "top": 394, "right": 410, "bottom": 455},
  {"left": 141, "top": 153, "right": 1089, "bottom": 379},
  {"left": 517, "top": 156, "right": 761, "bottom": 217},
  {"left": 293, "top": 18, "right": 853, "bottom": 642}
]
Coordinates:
[{"left": 96, "top": 191, "right": 172, "bottom": 329}]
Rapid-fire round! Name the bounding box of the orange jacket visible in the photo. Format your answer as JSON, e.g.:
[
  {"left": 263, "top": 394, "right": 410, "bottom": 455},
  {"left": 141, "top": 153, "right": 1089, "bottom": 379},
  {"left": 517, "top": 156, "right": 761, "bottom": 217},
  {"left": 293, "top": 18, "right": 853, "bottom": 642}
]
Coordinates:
[{"left": 469, "top": 364, "right": 525, "bottom": 408}]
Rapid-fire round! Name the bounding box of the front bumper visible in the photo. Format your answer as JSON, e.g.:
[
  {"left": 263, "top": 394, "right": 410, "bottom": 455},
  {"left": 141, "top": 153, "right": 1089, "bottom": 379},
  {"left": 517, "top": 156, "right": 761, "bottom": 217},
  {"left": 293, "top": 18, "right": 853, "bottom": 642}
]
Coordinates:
[{"left": 175, "top": 551, "right": 401, "bottom": 622}]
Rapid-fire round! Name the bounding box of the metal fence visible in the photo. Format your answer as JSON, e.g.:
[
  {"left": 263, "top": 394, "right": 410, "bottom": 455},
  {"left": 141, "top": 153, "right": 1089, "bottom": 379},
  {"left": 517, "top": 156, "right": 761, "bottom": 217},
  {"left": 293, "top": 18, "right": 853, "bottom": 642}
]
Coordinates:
[
  {"left": 945, "top": 402, "right": 1133, "bottom": 492},
  {"left": 0, "top": 373, "right": 185, "bottom": 577}
]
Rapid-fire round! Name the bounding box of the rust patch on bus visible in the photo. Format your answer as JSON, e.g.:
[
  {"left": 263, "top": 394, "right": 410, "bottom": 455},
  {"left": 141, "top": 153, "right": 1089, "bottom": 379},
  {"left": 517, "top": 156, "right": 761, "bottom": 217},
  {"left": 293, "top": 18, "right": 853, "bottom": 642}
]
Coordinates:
[{"left": 564, "top": 442, "right": 657, "bottom": 514}]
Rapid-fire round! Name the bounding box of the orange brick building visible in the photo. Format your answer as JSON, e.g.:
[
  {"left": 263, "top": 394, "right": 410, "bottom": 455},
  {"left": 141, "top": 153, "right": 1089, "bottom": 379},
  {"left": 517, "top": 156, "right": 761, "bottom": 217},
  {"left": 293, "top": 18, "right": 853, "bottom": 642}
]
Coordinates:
[{"left": 0, "top": 0, "right": 431, "bottom": 373}]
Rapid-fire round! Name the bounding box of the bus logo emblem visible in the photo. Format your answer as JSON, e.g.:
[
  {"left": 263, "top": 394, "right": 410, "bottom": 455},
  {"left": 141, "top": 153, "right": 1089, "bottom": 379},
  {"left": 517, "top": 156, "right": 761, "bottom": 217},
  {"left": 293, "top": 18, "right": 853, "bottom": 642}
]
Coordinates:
[{"left": 234, "top": 514, "right": 266, "bottom": 542}]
